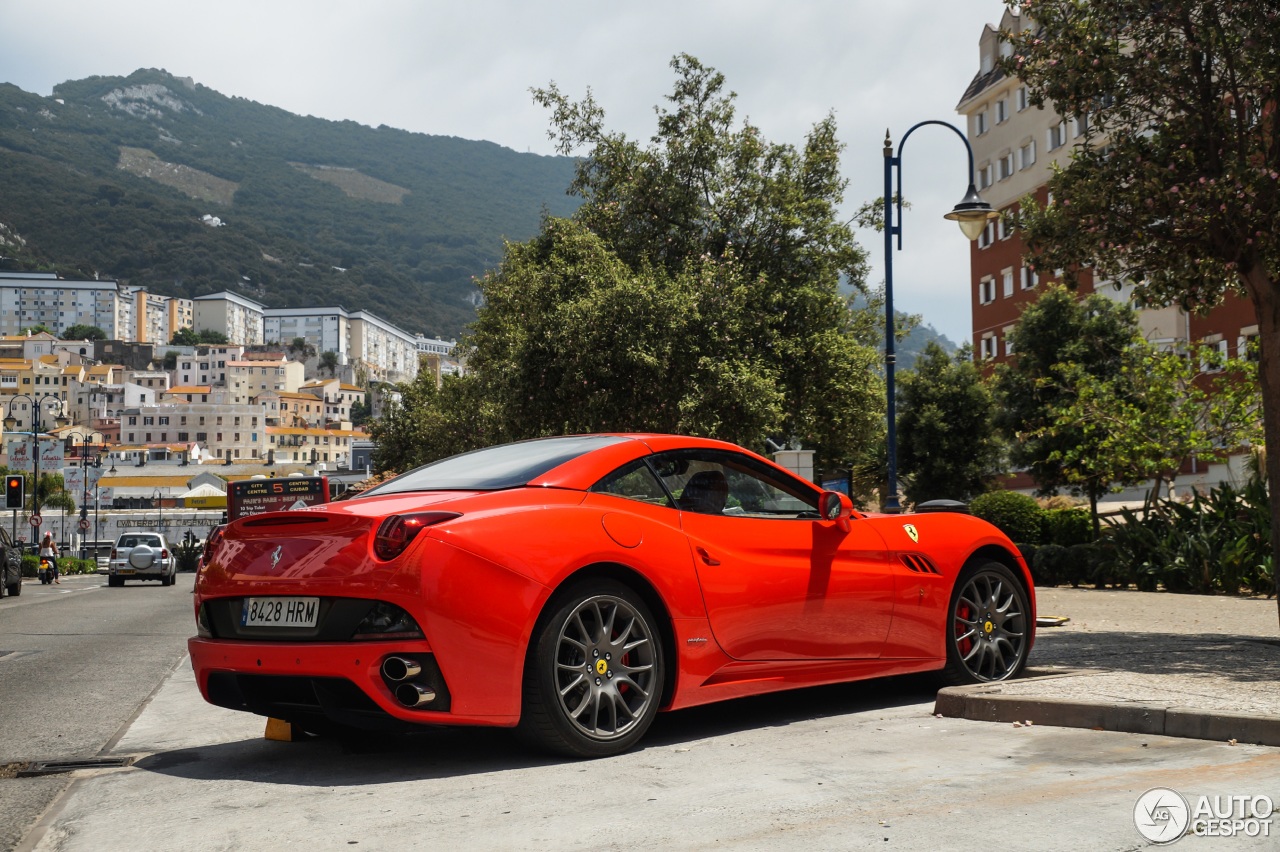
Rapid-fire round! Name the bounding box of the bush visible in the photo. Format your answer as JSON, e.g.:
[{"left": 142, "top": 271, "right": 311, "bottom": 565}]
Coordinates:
[
  {"left": 1032, "top": 544, "right": 1068, "bottom": 587},
  {"left": 1043, "top": 508, "right": 1094, "bottom": 547},
  {"left": 969, "top": 490, "right": 1045, "bottom": 543},
  {"left": 21, "top": 554, "right": 97, "bottom": 577},
  {"left": 1098, "top": 478, "right": 1272, "bottom": 594}
]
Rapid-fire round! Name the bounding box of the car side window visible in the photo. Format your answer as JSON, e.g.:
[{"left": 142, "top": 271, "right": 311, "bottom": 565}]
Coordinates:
[
  {"left": 591, "top": 459, "right": 673, "bottom": 508},
  {"left": 651, "top": 450, "right": 819, "bottom": 519}
]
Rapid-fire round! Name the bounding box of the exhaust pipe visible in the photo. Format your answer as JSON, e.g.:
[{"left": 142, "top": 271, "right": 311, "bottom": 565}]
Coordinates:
[
  {"left": 395, "top": 682, "right": 437, "bottom": 708},
  {"left": 381, "top": 656, "right": 422, "bottom": 682}
]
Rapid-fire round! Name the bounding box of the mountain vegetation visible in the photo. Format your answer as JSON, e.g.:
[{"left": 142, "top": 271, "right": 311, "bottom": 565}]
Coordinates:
[{"left": 0, "top": 69, "right": 579, "bottom": 339}]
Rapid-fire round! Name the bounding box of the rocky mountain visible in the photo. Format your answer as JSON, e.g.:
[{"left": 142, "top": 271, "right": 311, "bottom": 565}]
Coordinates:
[{"left": 0, "top": 69, "right": 579, "bottom": 339}]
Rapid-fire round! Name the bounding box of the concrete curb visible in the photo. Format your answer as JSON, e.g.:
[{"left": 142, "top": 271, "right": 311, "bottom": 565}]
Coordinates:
[{"left": 935, "top": 670, "right": 1280, "bottom": 747}]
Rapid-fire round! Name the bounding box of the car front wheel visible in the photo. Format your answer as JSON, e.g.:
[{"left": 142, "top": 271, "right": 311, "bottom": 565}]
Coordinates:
[
  {"left": 942, "top": 561, "right": 1031, "bottom": 685},
  {"left": 519, "top": 580, "right": 664, "bottom": 758}
]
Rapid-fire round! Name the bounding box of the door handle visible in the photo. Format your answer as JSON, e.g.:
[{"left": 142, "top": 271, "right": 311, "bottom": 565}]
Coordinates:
[{"left": 696, "top": 546, "right": 720, "bottom": 566}]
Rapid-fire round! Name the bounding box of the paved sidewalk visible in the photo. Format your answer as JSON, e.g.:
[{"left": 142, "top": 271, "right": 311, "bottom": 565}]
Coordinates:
[{"left": 937, "top": 587, "right": 1280, "bottom": 745}]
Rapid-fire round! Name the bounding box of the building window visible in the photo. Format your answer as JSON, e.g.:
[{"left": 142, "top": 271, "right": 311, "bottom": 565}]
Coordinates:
[
  {"left": 998, "top": 152, "right": 1015, "bottom": 180},
  {"left": 1016, "top": 86, "right": 1030, "bottom": 111},
  {"left": 980, "top": 335, "right": 998, "bottom": 360},
  {"left": 975, "top": 110, "right": 989, "bottom": 136},
  {"left": 995, "top": 98, "right": 1008, "bottom": 124},
  {"left": 1021, "top": 266, "right": 1039, "bottom": 290},
  {"left": 1004, "top": 334, "right": 1016, "bottom": 357},
  {"left": 977, "top": 162, "right": 993, "bottom": 190},
  {"left": 1073, "top": 112, "right": 1090, "bottom": 137},
  {"left": 977, "top": 221, "right": 996, "bottom": 250},
  {"left": 1003, "top": 269, "right": 1015, "bottom": 298},
  {"left": 1048, "top": 120, "right": 1068, "bottom": 151},
  {"left": 979, "top": 277, "right": 996, "bottom": 305},
  {"left": 1019, "top": 140, "right": 1036, "bottom": 170}
]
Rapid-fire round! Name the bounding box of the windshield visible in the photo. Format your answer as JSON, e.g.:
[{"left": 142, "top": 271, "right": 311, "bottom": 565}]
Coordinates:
[{"left": 360, "top": 435, "right": 627, "bottom": 495}]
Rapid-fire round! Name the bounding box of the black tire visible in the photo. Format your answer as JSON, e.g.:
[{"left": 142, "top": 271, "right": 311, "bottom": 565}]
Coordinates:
[
  {"left": 518, "top": 580, "right": 665, "bottom": 758},
  {"left": 108, "top": 575, "right": 124, "bottom": 588},
  {"left": 941, "top": 560, "right": 1031, "bottom": 686},
  {"left": 6, "top": 581, "right": 19, "bottom": 597}
]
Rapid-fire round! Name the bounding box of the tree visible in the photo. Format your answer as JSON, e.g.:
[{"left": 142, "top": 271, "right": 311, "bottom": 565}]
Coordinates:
[
  {"left": 197, "top": 329, "right": 229, "bottom": 344},
  {"left": 1001, "top": 0, "right": 1280, "bottom": 612},
  {"left": 20, "top": 324, "right": 51, "bottom": 336},
  {"left": 393, "top": 55, "right": 880, "bottom": 471},
  {"left": 287, "top": 337, "right": 316, "bottom": 362},
  {"left": 170, "top": 327, "right": 199, "bottom": 346},
  {"left": 62, "top": 324, "right": 105, "bottom": 340},
  {"left": 991, "top": 285, "right": 1142, "bottom": 525},
  {"left": 369, "top": 374, "right": 498, "bottom": 474},
  {"left": 1037, "top": 341, "right": 1261, "bottom": 531},
  {"left": 896, "top": 342, "right": 1004, "bottom": 505},
  {"left": 318, "top": 350, "right": 339, "bottom": 377}
]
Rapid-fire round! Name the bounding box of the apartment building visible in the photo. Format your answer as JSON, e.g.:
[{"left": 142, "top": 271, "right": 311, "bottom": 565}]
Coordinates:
[
  {"left": 957, "top": 6, "right": 1254, "bottom": 365},
  {"left": 267, "top": 425, "right": 359, "bottom": 466},
  {"left": 349, "top": 310, "right": 419, "bottom": 383},
  {"left": 0, "top": 273, "right": 123, "bottom": 338},
  {"left": 174, "top": 345, "right": 245, "bottom": 387},
  {"left": 121, "top": 395, "right": 269, "bottom": 462},
  {"left": 264, "top": 307, "right": 351, "bottom": 365},
  {"left": 194, "top": 291, "right": 265, "bottom": 346},
  {"left": 225, "top": 358, "right": 304, "bottom": 405}
]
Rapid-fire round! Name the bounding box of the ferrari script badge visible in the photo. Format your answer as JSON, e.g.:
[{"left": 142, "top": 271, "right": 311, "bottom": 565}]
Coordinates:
[
  {"left": 270, "top": 546, "right": 283, "bottom": 571},
  {"left": 903, "top": 524, "right": 919, "bottom": 543}
]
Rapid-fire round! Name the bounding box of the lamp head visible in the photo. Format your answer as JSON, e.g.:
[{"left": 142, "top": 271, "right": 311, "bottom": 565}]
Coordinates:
[{"left": 944, "top": 183, "right": 998, "bottom": 241}]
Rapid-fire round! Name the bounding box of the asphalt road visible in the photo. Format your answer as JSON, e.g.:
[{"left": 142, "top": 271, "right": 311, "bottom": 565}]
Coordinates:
[
  {"left": 0, "top": 572, "right": 196, "bottom": 852},
  {"left": 5, "top": 576, "right": 1280, "bottom": 850}
]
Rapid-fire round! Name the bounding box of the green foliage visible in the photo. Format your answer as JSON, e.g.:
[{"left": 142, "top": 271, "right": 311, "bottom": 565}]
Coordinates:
[
  {"left": 969, "top": 490, "right": 1045, "bottom": 544},
  {"left": 62, "top": 324, "right": 106, "bottom": 340},
  {"left": 0, "top": 68, "right": 579, "bottom": 339},
  {"left": 897, "top": 342, "right": 1003, "bottom": 504},
  {"left": 173, "top": 538, "right": 202, "bottom": 572},
  {"left": 1042, "top": 508, "right": 1093, "bottom": 548},
  {"left": 196, "top": 329, "right": 229, "bottom": 344},
  {"left": 170, "top": 328, "right": 199, "bottom": 346},
  {"left": 374, "top": 55, "right": 885, "bottom": 474},
  {"left": 1101, "top": 480, "right": 1273, "bottom": 596},
  {"left": 21, "top": 554, "right": 96, "bottom": 577},
  {"left": 1031, "top": 544, "right": 1068, "bottom": 588},
  {"left": 1001, "top": 0, "right": 1280, "bottom": 603},
  {"left": 991, "top": 285, "right": 1143, "bottom": 513},
  {"left": 318, "top": 350, "right": 339, "bottom": 376}
]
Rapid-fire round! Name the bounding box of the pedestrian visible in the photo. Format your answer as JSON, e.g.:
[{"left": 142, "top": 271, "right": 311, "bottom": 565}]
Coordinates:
[{"left": 40, "top": 531, "right": 60, "bottom": 584}]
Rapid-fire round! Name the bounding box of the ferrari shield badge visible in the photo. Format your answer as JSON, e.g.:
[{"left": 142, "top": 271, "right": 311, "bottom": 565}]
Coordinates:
[{"left": 903, "top": 524, "right": 919, "bottom": 543}]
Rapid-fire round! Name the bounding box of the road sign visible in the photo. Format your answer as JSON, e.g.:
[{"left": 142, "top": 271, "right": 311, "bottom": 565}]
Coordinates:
[
  {"left": 78, "top": 517, "right": 92, "bottom": 531},
  {"left": 28, "top": 514, "right": 41, "bottom": 527}
]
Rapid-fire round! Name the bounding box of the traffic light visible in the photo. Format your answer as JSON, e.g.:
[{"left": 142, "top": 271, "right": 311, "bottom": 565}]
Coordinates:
[{"left": 5, "top": 475, "right": 24, "bottom": 510}]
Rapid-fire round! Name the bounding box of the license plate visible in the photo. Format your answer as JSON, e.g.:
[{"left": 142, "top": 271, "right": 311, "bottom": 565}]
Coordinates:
[{"left": 241, "top": 597, "right": 320, "bottom": 628}]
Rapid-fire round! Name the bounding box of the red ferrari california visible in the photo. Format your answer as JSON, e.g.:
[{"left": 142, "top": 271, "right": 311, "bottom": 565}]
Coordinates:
[{"left": 189, "top": 434, "right": 1034, "bottom": 757}]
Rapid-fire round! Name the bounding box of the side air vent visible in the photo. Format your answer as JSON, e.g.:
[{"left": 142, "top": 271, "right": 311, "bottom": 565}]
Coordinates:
[{"left": 900, "top": 554, "right": 941, "bottom": 575}]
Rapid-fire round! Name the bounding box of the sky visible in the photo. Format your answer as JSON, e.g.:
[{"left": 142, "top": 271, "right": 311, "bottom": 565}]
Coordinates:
[{"left": 0, "top": 1, "right": 1008, "bottom": 345}]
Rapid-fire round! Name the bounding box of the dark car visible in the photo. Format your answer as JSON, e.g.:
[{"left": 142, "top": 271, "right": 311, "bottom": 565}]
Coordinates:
[{"left": 0, "top": 526, "right": 22, "bottom": 598}]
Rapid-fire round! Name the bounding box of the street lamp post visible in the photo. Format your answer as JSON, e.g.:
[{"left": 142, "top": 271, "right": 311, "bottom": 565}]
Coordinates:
[
  {"left": 154, "top": 487, "right": 164, "bottom": 532},
  {"left": 881, "top": 122, "right": 997, "bottom": 513},
  {"left": 3, "top": 394, "right": 69, "bottom": 544},
  {"left": 69, "top": 430, "right": 106, "bottom": 559}
]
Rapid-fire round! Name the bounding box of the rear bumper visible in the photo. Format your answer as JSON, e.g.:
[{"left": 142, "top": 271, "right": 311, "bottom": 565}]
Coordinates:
[{"left": 188, "top": 637, "right": 517, "bottom": 728}]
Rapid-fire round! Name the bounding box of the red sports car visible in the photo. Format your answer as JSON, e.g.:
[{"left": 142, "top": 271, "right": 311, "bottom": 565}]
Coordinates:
[{"left": 189, "top": 434, "right": 1034, "bottom": 757}]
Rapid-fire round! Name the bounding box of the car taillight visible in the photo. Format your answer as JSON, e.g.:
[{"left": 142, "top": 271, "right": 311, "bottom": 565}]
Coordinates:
[
  {"left": 161, "top": 549, "right": 169, "bottom": 559},
  {"left": 373, "top": 512, "right": 460, "bottom": 561},
  {"left": 110, "top": 549, "right": 117, "bottom": 559}
]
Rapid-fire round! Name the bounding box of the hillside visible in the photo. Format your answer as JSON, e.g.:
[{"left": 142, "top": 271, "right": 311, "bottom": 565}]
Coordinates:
[{"left": 0, "top": 69, "right": 580, "bottom": 339}]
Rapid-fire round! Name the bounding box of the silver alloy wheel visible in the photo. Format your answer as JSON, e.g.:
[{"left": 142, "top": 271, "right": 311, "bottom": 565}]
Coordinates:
[
  {"left": 951, "top": 569, "right": 1028, "bottom": 681},
  {"left": 553, "top": 593, "right": 658, "bottom": 742}
]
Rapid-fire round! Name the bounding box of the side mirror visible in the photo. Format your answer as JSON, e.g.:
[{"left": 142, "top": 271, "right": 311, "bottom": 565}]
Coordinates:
[{"left": 819, "top": 490, "right": 853, "bottom": 532}]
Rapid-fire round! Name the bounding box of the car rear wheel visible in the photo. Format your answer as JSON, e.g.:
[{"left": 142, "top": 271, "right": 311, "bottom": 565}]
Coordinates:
[
  {"left": 942, "top": 561, "right": 1030, "bottom": 685},
  {"left": 519, "top": 580, "right": 664, "bottom": 758},
  {"left": 6, "top": 580, "right": 20, "bottom": 597},
  {"left": 108, "top": 575, "right": 124, "bottom": 588}
]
